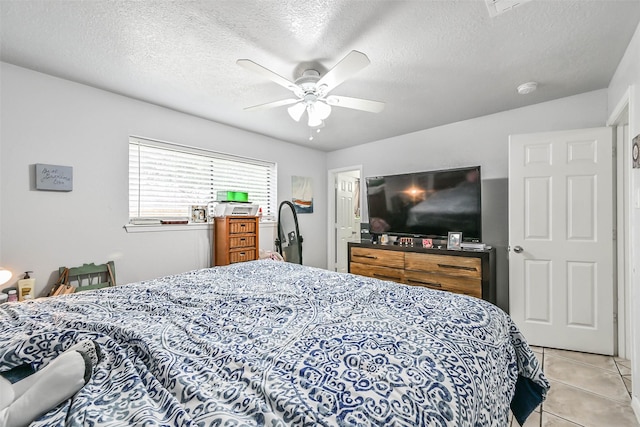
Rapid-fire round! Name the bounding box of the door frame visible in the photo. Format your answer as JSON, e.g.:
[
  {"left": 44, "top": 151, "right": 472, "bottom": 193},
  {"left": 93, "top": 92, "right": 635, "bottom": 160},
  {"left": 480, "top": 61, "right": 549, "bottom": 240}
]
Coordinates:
[
  {"left": 327, "top": 165, "right": 363, "bottom": 272},
  {"left": 607, "top": 87, "right": 631, "bottom": 359}
]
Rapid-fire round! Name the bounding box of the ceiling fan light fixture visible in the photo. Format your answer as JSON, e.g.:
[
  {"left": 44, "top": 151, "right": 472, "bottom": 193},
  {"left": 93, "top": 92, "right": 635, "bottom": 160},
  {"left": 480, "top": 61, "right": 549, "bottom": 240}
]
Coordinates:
[
  {"left": 307, "top": 110, "right": 323, "bottom": 127},
  {"left": 314, "top": 100, "right": 332, "bottom": 120},
  {"left": 287, "top": 102, "right": 306, "bottom": 121},
  {"left": 307, "top": 103, "right": 330, "bottom": 127}
]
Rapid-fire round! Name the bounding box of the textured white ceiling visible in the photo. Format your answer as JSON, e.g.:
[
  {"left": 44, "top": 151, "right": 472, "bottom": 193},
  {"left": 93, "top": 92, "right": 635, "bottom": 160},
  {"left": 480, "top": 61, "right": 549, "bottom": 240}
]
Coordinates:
[{"left": 1, "top": 1, "right": 639, "bottom": 151}]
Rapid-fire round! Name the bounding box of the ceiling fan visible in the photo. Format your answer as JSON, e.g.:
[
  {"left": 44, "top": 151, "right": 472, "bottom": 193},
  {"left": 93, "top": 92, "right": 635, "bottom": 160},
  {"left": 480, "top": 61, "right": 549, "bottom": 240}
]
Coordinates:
[{"left": 237, "top": 50, "right": 385, "bottom": 128}]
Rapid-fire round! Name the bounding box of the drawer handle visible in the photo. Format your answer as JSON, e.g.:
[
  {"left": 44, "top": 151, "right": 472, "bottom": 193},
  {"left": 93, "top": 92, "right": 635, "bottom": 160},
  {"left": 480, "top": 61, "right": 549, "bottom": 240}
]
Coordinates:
[
  {"left": 437, "top": 263, "right": 477, "bottom": 272},
  {"left": 407, "top": 279, "right": 442, "bottom": 288},
  {"left": 354, "top": 254, "right": 378, "bottom": 260},
  {"left": 373, "top": 273, "right": 400, "bottom": 280}
]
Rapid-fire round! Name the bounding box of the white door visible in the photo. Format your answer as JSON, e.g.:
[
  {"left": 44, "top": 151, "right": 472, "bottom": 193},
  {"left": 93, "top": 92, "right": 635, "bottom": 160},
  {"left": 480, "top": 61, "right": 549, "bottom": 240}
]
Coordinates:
[
  {"left": 509, "top": 127, "right": 614, "bottom": 355},
  {"left": 335, "top": 173, "right": 360, "bottom": 273}
]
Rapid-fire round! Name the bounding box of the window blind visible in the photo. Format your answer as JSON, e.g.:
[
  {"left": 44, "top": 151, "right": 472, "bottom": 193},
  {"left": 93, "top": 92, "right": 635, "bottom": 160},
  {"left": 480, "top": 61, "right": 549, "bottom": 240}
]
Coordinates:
[{"left": 129, "top": 137, "right": 277, "bottom": 219}]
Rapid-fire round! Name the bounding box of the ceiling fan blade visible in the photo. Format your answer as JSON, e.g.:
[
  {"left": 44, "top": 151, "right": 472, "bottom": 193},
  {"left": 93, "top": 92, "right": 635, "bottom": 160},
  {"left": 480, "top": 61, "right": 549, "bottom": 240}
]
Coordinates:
[
  {"left": 287, "top": 102, "right": 306, "bottom": 121},
  {"left": 244, "top": 98, "right": 299, "bottom": 112},
  {"left": 317, "top": 50, "right": 370, "bottom": 93},
  {"left": 326, "top": 95, "right": 385, "bottom": 113},
  {"left": 237, "top": 59, "right": 298, "bottom": 92}
]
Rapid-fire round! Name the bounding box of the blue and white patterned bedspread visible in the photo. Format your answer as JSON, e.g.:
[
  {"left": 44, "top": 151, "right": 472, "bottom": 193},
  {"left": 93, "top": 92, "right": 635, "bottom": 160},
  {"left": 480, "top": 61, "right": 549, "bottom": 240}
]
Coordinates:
[{"left": 0, "top": 260, "right": 548, "bottom": 426}]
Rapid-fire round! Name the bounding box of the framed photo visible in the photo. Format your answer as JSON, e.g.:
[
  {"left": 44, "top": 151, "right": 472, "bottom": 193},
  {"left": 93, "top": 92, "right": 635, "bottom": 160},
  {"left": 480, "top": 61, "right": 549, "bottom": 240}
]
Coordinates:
[
  {"left": 447, "top": 232, "right": 462, "bottom": 250},
  {"left": 422, "top": 238, "right": 433, "bottom": 248},
  {"left": 190, "top": 205, "right": 208, "bottom": 223}
]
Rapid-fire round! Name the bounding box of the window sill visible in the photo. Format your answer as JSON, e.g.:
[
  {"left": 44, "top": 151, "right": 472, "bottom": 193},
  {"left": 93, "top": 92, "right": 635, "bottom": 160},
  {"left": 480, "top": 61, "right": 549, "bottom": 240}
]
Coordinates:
[{"left": 124, "top": 219, "right": 277, "bottom": 233}]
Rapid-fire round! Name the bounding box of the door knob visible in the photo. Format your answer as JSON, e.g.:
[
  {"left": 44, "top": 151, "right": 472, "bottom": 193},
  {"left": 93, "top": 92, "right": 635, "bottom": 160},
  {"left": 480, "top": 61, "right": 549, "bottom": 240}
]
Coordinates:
[{"left": 513, "top": 245, "right": 524, "bottom": 253}]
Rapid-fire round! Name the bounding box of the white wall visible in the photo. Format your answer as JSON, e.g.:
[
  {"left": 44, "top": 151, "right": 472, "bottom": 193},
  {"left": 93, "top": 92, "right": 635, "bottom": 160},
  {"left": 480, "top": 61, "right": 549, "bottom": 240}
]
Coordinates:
[
  {"left": 327, "top": 89, "right": 609, "bottom": 312},
  {"left": 327, "top": 89, "right": 607, "bottom": 181},
  {"left": 0, "top": 62, "right": 327, "bottom": 296},
  {"left": 608, "top": 21, "right": 640, "bottom": 419}
]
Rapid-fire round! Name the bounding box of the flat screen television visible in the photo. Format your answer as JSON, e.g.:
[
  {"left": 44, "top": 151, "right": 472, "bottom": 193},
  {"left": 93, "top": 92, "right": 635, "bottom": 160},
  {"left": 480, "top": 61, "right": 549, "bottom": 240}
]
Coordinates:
[{"left": 365, "top": 166, "right": 482, "bottom": 242}]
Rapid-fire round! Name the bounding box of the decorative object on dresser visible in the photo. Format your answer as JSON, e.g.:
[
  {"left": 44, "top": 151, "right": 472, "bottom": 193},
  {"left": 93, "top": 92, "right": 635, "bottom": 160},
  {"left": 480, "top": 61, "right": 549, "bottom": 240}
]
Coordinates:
[
  {"left": 213, "top": 216, "right": 259, "bottom": 266},
  {"left": 447, "top": 231, "right": 462, "bottom": 250},
  {"left": 348, "top": 242, "right": 496, "bottom": 303}
]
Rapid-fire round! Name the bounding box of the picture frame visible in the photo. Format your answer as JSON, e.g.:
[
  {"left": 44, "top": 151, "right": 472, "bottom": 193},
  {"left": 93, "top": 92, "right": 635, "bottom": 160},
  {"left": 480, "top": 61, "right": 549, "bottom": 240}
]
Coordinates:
[
  {"left": 447, "top": 232, "right": 462, "bottom": 250},
  {"left": 190, "top": 205, "right": 208, "bottom": 223},
  {"left": 422, "top": 238, "right": 433, "bottom": 249}
]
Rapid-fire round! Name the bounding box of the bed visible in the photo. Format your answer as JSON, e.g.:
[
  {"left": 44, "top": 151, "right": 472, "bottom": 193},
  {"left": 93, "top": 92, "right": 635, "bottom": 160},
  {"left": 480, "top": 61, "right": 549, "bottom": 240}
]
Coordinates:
[{"left": 0, "top": 260, "right": 548, "bottom": 426}]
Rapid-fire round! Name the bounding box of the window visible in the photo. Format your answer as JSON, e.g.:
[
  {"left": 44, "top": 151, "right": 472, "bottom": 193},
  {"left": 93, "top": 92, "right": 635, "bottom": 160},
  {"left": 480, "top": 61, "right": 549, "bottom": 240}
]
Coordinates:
[{"left": 129, "top": 136, "right": 277, "bottom": 220}]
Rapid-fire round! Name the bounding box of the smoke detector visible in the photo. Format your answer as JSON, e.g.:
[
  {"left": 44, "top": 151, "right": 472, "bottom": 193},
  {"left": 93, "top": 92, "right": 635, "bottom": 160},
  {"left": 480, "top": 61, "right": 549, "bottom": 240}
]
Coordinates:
[{"left": 517, "top": 81, "right": 538, "bottom": 95}]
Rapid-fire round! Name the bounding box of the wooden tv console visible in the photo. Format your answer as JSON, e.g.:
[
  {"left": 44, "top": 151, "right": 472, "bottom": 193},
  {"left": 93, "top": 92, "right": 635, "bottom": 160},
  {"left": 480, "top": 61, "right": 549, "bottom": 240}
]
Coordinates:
[{"left": 348, "top": 242, "right": 496, "bottom": 304}]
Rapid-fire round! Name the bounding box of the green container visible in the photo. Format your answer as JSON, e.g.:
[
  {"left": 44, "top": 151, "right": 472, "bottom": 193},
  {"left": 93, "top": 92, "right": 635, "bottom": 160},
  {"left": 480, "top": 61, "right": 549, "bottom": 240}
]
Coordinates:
[
  {"left": 233, "top": 191, "right": 248, "bottom": 202},
  {"left": 217, "top": 190, "right": 248, "bottom": 202}
]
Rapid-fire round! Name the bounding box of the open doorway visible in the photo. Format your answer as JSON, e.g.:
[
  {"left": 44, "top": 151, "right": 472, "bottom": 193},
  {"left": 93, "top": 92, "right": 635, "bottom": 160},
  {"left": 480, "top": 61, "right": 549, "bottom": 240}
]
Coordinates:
[{"left": 327, "top": 166, "right": 362, "bottom": 272}]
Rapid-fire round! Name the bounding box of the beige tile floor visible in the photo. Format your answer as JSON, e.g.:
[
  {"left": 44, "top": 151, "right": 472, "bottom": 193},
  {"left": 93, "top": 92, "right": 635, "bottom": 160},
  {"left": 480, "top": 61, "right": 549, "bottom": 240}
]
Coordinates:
[{"left": 510, "top": 346, "right": 638, "bottom": 427}]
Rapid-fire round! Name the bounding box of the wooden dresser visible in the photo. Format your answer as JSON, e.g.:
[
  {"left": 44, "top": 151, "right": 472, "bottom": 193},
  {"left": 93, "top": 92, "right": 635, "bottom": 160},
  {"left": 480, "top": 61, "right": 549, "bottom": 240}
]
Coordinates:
[
  {"left": 348, "top": 242, "right": 496, "bottom": 303},
  {"left": 213, "top": 216, "right": 259, "bottom": 266}
]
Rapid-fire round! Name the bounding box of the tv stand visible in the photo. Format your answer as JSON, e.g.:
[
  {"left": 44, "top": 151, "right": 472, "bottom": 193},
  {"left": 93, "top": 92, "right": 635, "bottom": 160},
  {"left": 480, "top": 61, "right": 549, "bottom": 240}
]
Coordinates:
[{"left": 348, "top": 242, "right": 496, "bottom": 304}]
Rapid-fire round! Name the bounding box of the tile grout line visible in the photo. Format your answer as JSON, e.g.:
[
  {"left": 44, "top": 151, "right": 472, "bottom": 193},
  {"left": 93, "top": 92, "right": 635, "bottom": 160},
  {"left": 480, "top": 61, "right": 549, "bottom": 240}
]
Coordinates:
[
  {"left": 544, "top": 351, "right": 619, "bottom": 374},
  {"left": 615, "top": 359, "right": 633, "bottom": 397},
  {"left": 545, "top": 375, "right": 632, "bottom": 406}
]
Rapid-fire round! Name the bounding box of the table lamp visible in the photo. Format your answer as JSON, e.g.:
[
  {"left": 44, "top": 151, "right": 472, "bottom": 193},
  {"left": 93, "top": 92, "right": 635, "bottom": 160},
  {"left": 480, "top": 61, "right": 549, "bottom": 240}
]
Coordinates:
[{"left": 0, "top": 267, "right": 12, "bottom": 286}]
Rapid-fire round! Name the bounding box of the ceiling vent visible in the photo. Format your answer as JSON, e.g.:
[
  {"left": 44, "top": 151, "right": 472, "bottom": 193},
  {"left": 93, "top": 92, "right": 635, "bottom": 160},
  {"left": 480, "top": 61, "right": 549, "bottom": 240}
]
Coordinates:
[{"left": 485, "top": 0, "right": 533, "bottom": 17}]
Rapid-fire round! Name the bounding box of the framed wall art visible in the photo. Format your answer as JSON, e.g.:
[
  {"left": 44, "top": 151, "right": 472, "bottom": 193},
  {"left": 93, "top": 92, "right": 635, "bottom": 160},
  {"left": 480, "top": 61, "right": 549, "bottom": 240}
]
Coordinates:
[
  {"left": 292, "top": 176, "right": 313, "bottom": 214},
  {"left": 35, "top": 164, "right": 73, "bottom": 191}
]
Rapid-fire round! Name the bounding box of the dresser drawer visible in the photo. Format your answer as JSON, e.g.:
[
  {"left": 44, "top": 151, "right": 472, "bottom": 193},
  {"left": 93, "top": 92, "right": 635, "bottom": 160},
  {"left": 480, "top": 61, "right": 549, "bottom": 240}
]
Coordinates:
[
  {"left": 405, "top": 253, "right": 481, "bottom": 279},
  {"left": 229, "top": 235, "right": 256, "bottom": 249},
  {"left": 228, "top": 219, "right": 256, "bottom": 234},
  {"left": 350, "top": 262, "right": 405, "bottom": 284},
  {"left": 405, "top": 271, "right": 482, "bottom": 298},
  {"left": 350, "top": 247, "right": 404, "bottom": 268},
  {"left": 229, "top": 249, "right": 257, "bottom": 264}
]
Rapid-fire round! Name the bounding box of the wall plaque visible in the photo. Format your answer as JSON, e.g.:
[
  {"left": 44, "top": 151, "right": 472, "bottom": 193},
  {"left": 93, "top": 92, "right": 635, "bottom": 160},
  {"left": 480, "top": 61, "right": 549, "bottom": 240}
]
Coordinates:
[{"left": 35, "top": 164, "right": 73, "bottom": 191}]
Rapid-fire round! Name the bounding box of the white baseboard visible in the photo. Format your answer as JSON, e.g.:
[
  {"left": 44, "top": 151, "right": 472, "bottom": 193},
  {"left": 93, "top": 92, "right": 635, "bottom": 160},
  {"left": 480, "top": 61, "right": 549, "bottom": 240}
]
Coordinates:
[{"left": 632, "top": 395, "right": 640, "bottom": 423}]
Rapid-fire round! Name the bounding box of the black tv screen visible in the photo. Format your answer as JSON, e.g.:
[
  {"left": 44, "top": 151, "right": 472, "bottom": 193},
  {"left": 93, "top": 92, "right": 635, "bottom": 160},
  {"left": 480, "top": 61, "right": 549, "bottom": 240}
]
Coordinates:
[{"left": 365, "top": 166, "right": 482, "bottom": 241}]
